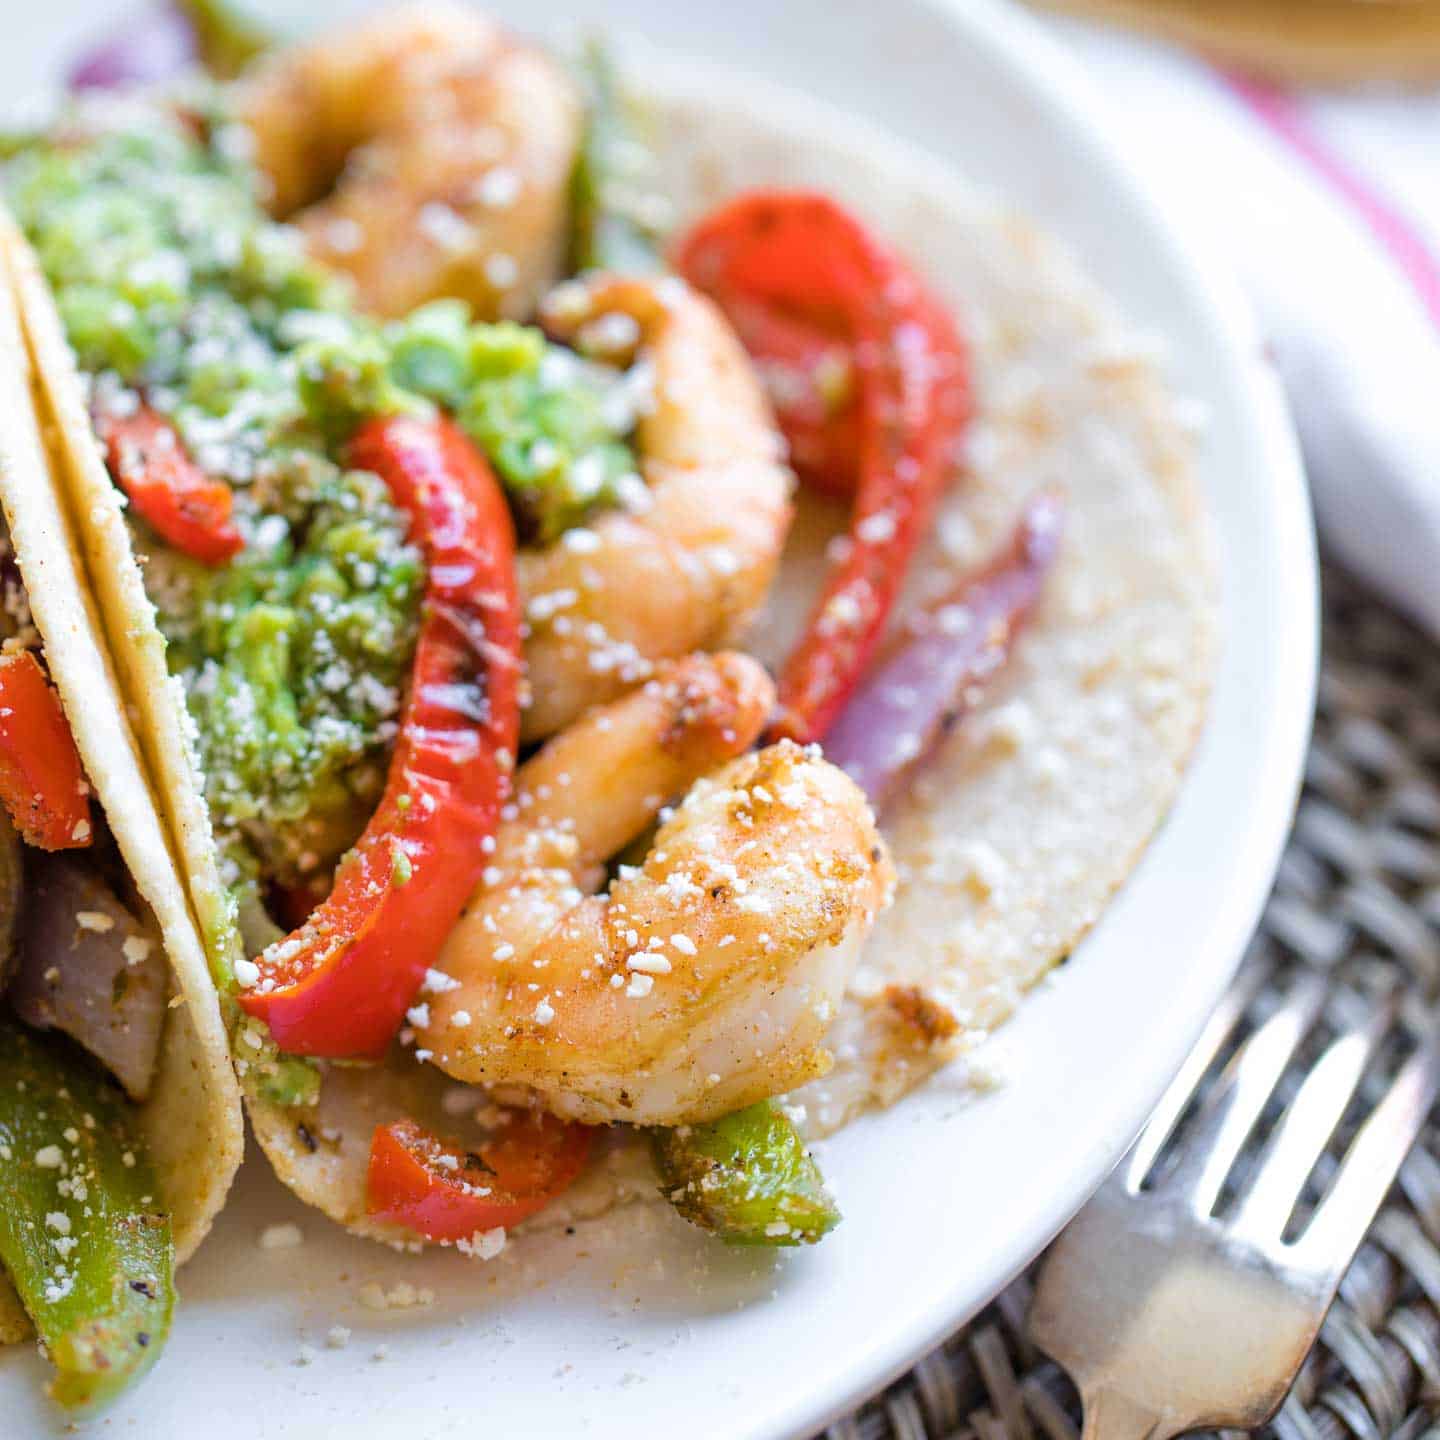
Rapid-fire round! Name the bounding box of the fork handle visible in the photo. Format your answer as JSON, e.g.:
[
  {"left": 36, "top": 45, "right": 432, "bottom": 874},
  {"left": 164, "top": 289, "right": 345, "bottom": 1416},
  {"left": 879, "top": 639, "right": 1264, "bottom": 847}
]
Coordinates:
[{"left": 1080, "top": 1387, "right": 1168, "bottom": 1440}]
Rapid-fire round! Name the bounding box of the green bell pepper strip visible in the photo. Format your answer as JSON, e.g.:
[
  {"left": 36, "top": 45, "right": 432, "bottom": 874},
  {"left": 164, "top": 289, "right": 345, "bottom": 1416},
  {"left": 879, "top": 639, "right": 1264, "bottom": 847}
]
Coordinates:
[
  {"left": 568, "top": 40, "right": 667, "bottom": 275},
  {"left": 0, "top": 1019, "right": 174, "bottom": 1415},
  {"left": 651, "top": 1101, "right": 841, "bottom": 1246},
  {"left": 180, "top": 0, "right": 272, "bottom": 78}
]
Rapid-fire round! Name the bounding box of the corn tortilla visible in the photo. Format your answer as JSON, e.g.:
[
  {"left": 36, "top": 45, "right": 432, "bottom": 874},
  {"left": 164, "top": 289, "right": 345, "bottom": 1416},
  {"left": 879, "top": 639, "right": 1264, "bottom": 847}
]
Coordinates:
[
  {"left": 6, "top": 60, "right": 1215, "bottom": 1234},
  {"left": 0, "top": 221, "right": 244, "bottom": 1334}
]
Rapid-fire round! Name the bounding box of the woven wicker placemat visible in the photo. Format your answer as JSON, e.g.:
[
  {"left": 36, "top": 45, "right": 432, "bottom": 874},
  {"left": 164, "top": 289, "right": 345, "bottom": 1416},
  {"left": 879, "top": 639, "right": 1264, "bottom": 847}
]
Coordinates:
[{"left": 828, "top": 564, "right": 1440, "bottom": 1440}]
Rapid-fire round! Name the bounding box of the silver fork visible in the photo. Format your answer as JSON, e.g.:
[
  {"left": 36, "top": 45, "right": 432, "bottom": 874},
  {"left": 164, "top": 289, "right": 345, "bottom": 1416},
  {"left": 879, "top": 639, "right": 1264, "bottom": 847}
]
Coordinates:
[{"left": 1028, "top": 968, "right": 1440, "bottom": 1440}]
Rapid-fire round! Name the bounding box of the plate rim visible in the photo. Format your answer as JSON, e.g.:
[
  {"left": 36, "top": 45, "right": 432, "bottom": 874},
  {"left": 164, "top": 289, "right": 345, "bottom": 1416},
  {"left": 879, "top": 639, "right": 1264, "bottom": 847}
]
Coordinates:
[{"left": 769, "top": 1, "right": 1317, "bottom": 1432}]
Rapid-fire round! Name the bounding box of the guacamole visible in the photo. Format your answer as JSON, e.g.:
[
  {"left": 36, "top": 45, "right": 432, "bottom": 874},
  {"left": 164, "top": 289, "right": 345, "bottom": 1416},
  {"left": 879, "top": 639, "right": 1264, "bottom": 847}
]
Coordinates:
[{"left": 4, "top": 100, "right": 640, "bottom": 900}]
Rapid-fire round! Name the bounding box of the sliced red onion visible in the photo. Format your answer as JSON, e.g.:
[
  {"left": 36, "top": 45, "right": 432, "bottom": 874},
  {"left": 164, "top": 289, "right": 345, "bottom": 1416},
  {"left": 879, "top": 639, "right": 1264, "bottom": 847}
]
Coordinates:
[
  {"left": 67, "top": 2, "right": 198, "bottom": 93},
  {"left": 823, "top": 489, "right": 1065, "bottom": 812},
  {"left": 8, "top": 851, "right": 167, "bottom": 1101}
]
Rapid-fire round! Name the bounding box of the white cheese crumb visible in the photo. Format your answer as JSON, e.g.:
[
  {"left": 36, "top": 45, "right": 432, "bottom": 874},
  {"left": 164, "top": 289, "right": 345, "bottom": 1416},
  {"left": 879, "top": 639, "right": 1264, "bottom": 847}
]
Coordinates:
[
  {"left": 626, "top": 974, "right": 654, "bottom": 999},
  {"left": 122, "top": 935, "right": 153, "bottom": 965},
  {"left": 967, "top": 1048, "right": 1008, "bottom": 1093},
  {"left": 580, "top": 311, "right": 641, "bottom": 357},
  {"left": 484, "top": 252, "right": 519, "bottom": 289},
  {"left": 34, "top": 1145, "right": 63, "bottom": 1169},
  {"left": 457, "top": 1227, "right": 507, "bottom": 1260},
  {"left": 985, "top": 700, "right": 1037, "bottom": 754},
  {"left": 475, "top": 166, "right": 521, "bottom": 208},
  {"left": 359, "top": 1280, "right": 435, "bottom": 1311},
  {"left": 233, "top": 958, "right": 261, "bottom": 988},
  {"left": 259, "top": 1223, "right": 304, "bottom": 1251},
  {"left": 324, "top": 217, "right": 363, "bottom": 254},
  {"left": 534, "top": 998, "right": 556, "bottom": 1025},
  {"left": 75, "top": 911, "right": 115, "bottom": 933},
  {"left": 855, "top": 511, "right": 897, "bottom": 544},
  {"left": 1032, "top": 746, "right": 1068, "bottom": 785},
  {"left": 958, "top": 840, "right": 1009, "bottom": 896},
  {"left": 822, "top": 592, "right": 864, "bottom": 631},
  {"left": 562, "top": 527, "right": 602, "bottom": 554},
  {"left": 934, "top": 604, "right": 973, "bottom": 637},
  {"left": 418, "top": 201, "right": 474, "bottom": 252}
]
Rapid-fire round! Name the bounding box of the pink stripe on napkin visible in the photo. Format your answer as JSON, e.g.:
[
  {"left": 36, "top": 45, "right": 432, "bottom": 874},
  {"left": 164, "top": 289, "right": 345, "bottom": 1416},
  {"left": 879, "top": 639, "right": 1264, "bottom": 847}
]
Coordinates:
[{"left": 1227, "top": 73, "right": 1440, "bottom": 331}]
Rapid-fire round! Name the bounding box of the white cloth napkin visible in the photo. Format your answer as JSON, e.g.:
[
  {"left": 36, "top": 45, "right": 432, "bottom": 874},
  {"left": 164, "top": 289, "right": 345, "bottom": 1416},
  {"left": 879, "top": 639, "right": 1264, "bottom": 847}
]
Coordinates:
[{"left": 1049, "top": 18, "right": 1440, "bottom": 634}]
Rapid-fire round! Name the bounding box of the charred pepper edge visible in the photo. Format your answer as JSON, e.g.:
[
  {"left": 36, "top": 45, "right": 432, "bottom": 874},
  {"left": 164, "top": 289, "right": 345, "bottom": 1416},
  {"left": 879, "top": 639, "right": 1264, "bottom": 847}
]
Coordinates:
[
  {"left": 650, "top": 1100, "right": 841, "bottom": 1247},
  {"left": 0, "top": 1020, "right": 175, "bottom": 1415},
  {"left": 237, "top": 416, "right": 522, "bottom": 1060}
]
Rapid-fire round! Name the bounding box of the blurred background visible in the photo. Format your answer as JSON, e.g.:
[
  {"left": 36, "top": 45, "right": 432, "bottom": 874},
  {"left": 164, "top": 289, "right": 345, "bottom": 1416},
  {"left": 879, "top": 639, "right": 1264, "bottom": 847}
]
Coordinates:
[
  {"left": 1030, "top": 0, "right": 1440, "bottom": 640},
  {"left": 1039, "top": 0, "right": 1440, "bottom": 84}
]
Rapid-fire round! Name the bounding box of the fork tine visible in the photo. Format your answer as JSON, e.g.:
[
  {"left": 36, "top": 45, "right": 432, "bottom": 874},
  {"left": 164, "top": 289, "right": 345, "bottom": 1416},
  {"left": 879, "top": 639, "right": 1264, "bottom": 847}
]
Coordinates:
[
  {"left": 1123, "top": 964, "right": 1269, "bottom": 1189},
  {"left": 1230, "top": 996, "right": 1398, "bottom": 1243},
  {"left": 1159, "top": 973, "right": 1328, "bottom": 1217},
  {"left": 1295, "top": 1021, "right": 1440, "bottom": 1284}
]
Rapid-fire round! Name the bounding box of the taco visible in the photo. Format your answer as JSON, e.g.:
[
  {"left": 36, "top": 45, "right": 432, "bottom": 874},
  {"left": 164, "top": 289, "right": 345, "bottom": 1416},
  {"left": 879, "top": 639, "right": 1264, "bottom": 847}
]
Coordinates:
[
  {"left": 1038, "top": 0, "right": 1440, "bottom": 85},
  {"left": 0, "top": 228, "right": 242, "bottom": 1412},
  {"left": 1, "top": 1, "right": 1212, "bottom": 1255}
]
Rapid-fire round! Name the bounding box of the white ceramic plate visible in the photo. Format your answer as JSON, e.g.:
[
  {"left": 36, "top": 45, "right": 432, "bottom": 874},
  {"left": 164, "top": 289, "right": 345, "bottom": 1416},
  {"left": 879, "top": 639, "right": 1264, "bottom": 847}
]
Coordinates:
[{"left": 0, "top": 1, "right": 1316, "bottom": 1436}]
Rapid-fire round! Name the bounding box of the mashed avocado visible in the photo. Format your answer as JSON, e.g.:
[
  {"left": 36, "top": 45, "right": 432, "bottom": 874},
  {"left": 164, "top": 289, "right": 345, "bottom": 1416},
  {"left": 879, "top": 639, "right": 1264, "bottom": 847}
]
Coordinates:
[{"left": 4, "top": 101, "right": 641, "bottom": 894}]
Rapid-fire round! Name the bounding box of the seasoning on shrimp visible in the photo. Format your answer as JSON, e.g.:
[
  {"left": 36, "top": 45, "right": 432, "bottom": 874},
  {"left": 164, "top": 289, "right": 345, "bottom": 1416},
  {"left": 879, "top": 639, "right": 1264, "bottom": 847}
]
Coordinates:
[
  {"left": 521, "top": 274, "right": 793, "bottom": 741},
  {"left": 235, "top": 1, "right": 582, "bottom": 320},
  {"left": 417, "top": 653, "right": 893, "bottom": 1126}
]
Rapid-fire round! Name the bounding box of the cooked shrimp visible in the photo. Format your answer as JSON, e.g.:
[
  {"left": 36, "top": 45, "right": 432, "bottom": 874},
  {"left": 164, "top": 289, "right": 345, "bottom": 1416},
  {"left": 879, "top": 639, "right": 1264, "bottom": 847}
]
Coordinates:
[
  {"left": 234, "top": 1, "right": 581, "bottom": 319},
  {"left": 519, "top": 274, "right": 794, "bottom": 741},
  {"left": 419, "top": 653, "right": 892, "bottom": 1125}
]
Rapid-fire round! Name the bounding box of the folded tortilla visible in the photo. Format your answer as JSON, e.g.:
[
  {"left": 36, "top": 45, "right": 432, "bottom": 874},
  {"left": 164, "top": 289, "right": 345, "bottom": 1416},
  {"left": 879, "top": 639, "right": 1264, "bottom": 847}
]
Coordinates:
[
  {"left": 1, "top": 55, "right": 1215, "bottom": 1237},
  {"left": 0, "top": 225, "right": 244, "bottom": 1337}
]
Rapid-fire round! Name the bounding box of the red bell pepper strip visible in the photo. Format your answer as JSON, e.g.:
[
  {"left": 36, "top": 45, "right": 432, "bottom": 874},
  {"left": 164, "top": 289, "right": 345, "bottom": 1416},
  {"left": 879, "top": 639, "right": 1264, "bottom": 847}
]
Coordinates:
[
  {"left": 722, "top": 300, "right": 862, "bottom": 500},
  {"left": 98, "top": 405, "right": 243, "bottom": 566},
  {"left": 676, "top": 191, "right": 972, "bottom": 746},
  {"left": 0, "top": 650, "right": 92, "bottom": 850},
  {"left": 238, "top": 416, "right": 522, "bottom": 1059},
  {"left": 366, "top": 1111, "right": 594, "bottom": 1242}
]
